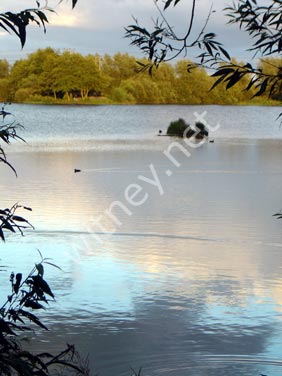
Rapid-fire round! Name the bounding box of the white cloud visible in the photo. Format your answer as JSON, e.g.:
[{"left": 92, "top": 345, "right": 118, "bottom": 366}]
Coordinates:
[
  {"left": 48, "top": 8, "right": 81, "bottom": 27},
  {"left": 0, "top": 0, "right": 255, "bottom": 63}
]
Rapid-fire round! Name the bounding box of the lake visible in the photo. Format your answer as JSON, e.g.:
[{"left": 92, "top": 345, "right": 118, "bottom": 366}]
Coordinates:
[{"left": 1, "top": 103, "right": 282, "bottom": 375}]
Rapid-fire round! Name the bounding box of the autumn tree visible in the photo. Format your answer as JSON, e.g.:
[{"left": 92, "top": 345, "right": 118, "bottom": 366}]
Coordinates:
[{"left": 125, "top": 0, "right": 282, "bottom": 100}]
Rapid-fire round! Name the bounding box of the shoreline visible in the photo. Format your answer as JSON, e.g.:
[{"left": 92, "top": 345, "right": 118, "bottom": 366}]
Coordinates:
[{"left": 10, "top": 99, "right": 282, "bottom": 107}]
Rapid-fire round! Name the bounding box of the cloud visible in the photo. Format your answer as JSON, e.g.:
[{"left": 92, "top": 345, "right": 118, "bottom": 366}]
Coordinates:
[
  {"left": 0, "top": 0, "right": 254, "bottom": 63},
  {"left": 48, "top": 9, "right": 80, "bottom": 28}
]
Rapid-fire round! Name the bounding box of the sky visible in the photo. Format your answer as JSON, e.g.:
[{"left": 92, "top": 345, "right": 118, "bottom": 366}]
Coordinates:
[{"left": 0, "top": 0, "right": 254, "bottom": 64}]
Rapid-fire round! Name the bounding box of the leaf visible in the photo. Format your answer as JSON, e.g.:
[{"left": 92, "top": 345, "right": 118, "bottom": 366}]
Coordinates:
[
  {"left": 204, "top": 32, "right": 216, "bottom": 39},
  {"left": 204, "top": 41, "right": 213, "bottom": 56},
  {"left": 12, "top": 215, "right": 29, "bottom": 223},
  {"left": 253, "top": 77, "right": 268, "bottom": 97},
  {"left": 33, "top": 275, "right": 54, "bottom": 298},
  {"left": 18, "top": 309, "right": 48, "bottom": 330},
  {"left": 268, "top": 79, "right": 278, "bottom": 98},
  {"left": 210, "top": 74, "right": 229, "bottom": 91},
  {"left": 2, "top": 219, "right": 15, "bottom": 233},
  {"left": 136, "top": 61, "right": 145, "bottom": 67},
  {"left": 36, "top": 249, "right": 43, "bottom": 260},
  {"left": 44, "top": 261, "right": 63, "bottom": 271},
  {"left": 0, "top": 227, "right": 5, "bottom": 242},
  {"left": 245, "top": 76, "right": 260, "bottom": 91},
  {"left": 218, "top": 46, "right": 231, "bottom": 60},
  {"left": 164, "top": 0, "right": 173, "bottom": 10},
  {"left": 13, "top": 273, "right": 22, "bottom": 293},
  {"left": 211, "top": 68, "right": 235, "bottom": 77},
  {"left": 36, "top": 263, "right": 44, "bottom": 277},
  {"left": 0, "top": 156, "right": 17, "bottom": 176},
  {"left": 226, "top": 71, "right": 243, "bottom": 89},
  {"left": 24, "top": 301, "right": 45, "bottom": 310}
]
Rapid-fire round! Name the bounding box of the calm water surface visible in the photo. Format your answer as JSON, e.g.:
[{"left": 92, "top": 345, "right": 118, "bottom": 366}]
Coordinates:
[{"left": 1, "top": 104, "right": 282, "bottom": 375}]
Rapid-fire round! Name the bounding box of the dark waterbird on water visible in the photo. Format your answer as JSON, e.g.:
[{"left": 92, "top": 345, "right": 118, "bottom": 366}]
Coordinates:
[{"left": 74, "top": 169, "right": 81, "bottom": 173}]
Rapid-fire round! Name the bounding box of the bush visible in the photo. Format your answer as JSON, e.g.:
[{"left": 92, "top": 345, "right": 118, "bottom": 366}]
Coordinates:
[
  {"left": 167, "top": 118, "right": 190, "bottom": 137},
  {"left": 14, "top": 88, "right": 33, "bottom": 103},
  {"left": 166, "top": 118, "right": 209, "bottom": 138},
  {"left": 110, "top": 87, "right": 135, "bottom": 103}
]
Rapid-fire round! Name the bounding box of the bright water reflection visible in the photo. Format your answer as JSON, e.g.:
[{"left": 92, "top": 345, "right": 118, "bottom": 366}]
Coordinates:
[{"left": 1, "top": 105, "right": 282, "bottom": 375}]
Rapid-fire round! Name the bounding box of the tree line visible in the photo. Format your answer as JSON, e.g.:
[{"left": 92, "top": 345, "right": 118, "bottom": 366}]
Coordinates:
[{"left": 0, "top": 48, "right": 280, "bottom": 105}]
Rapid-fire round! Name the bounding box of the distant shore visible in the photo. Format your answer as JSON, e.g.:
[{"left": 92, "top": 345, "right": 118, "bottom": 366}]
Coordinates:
[{"left": 11, "top": 97, "right": 281, "bottom": 106}]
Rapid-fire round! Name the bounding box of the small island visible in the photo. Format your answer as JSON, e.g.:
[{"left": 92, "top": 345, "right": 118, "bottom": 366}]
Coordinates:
[{"left": 165, "top": 118, "right": 209, "bottom": 139}]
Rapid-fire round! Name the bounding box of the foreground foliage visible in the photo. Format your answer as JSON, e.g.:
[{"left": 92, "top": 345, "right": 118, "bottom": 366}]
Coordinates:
[
  {"left": 0, "top": 0, "right": 77, "bottom": 48},
  {"left": 0, "top": 253, "right": 88, "bottom": 375}
]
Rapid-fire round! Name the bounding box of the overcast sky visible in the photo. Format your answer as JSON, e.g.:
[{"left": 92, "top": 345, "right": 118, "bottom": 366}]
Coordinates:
[{"left": 0, "top": 0, "right": 254, "bottom": 64}]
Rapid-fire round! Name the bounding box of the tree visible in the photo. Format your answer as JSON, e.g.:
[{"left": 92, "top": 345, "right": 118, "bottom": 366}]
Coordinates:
[
  {"left": 6, "top": 48, "right": 262, "bottom": 104},
  {"left": 125, "top": 0, "right": 282, "bottom": 99},
  {"left": 0, "top": 60, "right": 9, "bottom": 79},
  {"left": 151, "top": 62, "right": 177, "bottom": 103},
  {"left": 174, "top": 60, "right": 210, "bottom": 104},
  {"left": 102, "top": 53, "right": 139, "bottom": 95},
  {"left": 78, "top": 55, "right": 106, "bottom": 99}
]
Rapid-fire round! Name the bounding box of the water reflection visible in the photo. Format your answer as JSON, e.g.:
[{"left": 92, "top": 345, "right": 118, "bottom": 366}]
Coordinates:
[{"left": 2, "top": 140, "right": 282, "bottom": 375}]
